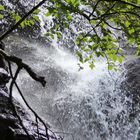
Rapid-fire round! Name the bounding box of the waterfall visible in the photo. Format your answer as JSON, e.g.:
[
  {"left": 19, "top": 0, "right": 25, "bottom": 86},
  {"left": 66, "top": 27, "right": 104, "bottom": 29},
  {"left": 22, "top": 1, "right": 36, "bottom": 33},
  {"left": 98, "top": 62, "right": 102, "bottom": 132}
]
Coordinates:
[{"left": 4, "top": 35, "right": 140, "bottom": 140}]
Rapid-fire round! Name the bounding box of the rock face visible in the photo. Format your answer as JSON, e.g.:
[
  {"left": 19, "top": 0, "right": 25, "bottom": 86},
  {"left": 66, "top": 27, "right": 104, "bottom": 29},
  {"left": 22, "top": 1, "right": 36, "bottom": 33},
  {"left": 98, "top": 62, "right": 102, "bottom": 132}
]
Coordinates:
[
  {"left": 0, "top": 42, "right": 61, "bottom": 140},
  {"left": 0, "top": 85, "right": 61, "bottom": 140},
  {"left": 124, "top": 57, "right": 140, "bottom": 96},
  {"left": 122, "top": 57, "right": 140, "bottom": 119},
  {"left": 116, "top": 57, "right": 140, "bottom": 140}
]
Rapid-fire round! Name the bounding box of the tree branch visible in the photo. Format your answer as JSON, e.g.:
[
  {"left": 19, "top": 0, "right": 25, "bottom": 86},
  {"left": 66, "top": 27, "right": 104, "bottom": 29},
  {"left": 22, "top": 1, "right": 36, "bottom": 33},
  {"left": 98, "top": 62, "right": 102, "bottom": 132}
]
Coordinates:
[
  {"left": 100, "top": 11, "right": 140, "bottom": 19},
  {"left": 105, "top": 0, "right": 140, "bottom": 9},
  {"left": 13, "top": 78, "right": 50, "bottom": 139},
  {"left": 89, "top": 0, "right": 102, "bottom": 19},
  {"left": 0, "top": 49, "right": 46, "bottom": 87},
  {"left": 7, "top": 53, "right": 49, "bottom": 139},
  {"left": 8, "top": 63, "right": 32, "bottom": 140},
  {"left": 0, "top": 0, "right": 47, "bottom": 41},
  {"left": 103, "top": 20, "right": 122, "bottom": 30}
]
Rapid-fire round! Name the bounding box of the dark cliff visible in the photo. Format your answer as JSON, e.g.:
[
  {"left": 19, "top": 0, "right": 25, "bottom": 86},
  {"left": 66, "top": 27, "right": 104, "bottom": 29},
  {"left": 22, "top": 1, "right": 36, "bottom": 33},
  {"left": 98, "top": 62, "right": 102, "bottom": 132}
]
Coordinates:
[{"left": 0, "top": 84, "right": 61, "bottom": 140}]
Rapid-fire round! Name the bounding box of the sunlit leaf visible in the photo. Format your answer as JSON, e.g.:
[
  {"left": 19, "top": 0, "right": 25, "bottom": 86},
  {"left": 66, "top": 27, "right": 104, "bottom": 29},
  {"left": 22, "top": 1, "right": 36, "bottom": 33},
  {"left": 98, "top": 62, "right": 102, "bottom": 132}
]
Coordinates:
[
  {"left": 12, "top": 14, "right": 21, "bottom": 22},
  {"left": 0, "top": 14, "right": 4, "bottom": 19},
  {"left": 126, "top": 21, "right": 130, "bottom": 28},
  {"left": 89, "top": 63, "right": 95, "bottom": 69},
  {"left": 108, "top": 65, "right": 113, "bottom": 70},
  {"left": 118, "top": 56, "right": 124, "bottom": 63},
  {"left": 57, "top": 32, "right": 62, "bottom": 39},
  {"left": 67, "top": 14, "right": 73, "bottom": 21},
  {"left": 45, "top": 12, "right": 52, "bottom": 17},
  {"left": 76, "top": 51, "right": 83, "bottom": 63},
  {"left": 0, "top": 5, "right": 5, "bottom": 10},
  {"left": 33, "top": 15, "right": 40, "bottom": 22},
  {"left": 33, "top": 9, "right": 41, "bottom": 14}
]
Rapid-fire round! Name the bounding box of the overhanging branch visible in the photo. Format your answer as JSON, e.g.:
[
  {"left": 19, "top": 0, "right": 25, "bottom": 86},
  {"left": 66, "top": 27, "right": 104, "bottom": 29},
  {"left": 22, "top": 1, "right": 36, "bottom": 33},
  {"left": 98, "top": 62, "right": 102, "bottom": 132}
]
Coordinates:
[
  {"left": 0, "top": 49, "right": 46, "bottom": 87},
  {"left": 0, "top": 0, "right": 47, "bottom": 41},
  {"left": 105, "top": 0, "right": 140, "bottom": 9}
]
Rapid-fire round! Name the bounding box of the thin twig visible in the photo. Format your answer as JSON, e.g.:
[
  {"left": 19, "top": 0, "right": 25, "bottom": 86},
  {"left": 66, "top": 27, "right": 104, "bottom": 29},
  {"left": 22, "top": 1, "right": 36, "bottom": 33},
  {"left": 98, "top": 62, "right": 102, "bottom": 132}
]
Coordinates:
[
  {"left": 105, "top": 0, "right": 140, "bottom": 9},
  {"left": 99, "top": 11, "right": 140, "bottom": 19},
  {"left": 12, "top": 78, "right": 50, "bottom": 139},
  {"left": 89, "top": 0, "right": 101, "bottom": 19},
  {"left": 8, "top": 61, "right": 33, "bottom": 140},
  {"left": 4, "top": 50, "right": 49, "bottom": 139},
  {"left": 35, "top": 116, "right": 40, "bottom": 139},
  {"left": 103, "top": 20, "right": 122, "bottom": 30}
]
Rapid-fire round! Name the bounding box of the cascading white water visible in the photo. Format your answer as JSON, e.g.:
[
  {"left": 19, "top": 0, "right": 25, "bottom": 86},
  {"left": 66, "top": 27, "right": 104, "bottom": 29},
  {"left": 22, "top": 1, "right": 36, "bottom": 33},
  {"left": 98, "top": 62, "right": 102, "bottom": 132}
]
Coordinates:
[{"left": 5, "top": 35, "right": 140, "bottom": 140}]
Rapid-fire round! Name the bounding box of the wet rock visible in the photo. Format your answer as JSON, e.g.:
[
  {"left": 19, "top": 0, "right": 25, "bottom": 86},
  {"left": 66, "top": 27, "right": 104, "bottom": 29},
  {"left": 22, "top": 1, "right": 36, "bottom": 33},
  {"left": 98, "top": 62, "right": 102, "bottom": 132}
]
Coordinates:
[
  {"left": 0, "top": 86, "right": 61, "bottom": 140},
  {"left": 124, "top": 57, "right": 140, "bottom": 90},
  {"left": 122, "top": 57, "right": 140, "bottom": 120}
]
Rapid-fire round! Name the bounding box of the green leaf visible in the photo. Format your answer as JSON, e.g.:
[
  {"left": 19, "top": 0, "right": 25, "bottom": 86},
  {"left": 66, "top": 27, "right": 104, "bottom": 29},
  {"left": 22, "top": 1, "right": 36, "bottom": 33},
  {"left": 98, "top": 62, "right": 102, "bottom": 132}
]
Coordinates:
[
  {"left": 129, "top": 28, "right": 135, "bottom": 34},
  {"left": 138, "top": 44, "right": 140, "bottom": 49},
  {"left": 0, "top": 5, "right": 5, "bottom": 10},
  {"left": 128, "top": 38, "right": 135, "bottom": 44},
  {"left": 90, "top": 20, "right": 97, "bottom": 25},
  {"left": 29, "top": 20, "right": 35, "bottom": 25},
  {"left": 67, "top": 14, "right": 73, "bottom": 21},
  {"left": 136, "top": 50, "right": 140, "bottom": 56},
  {"left": 108, "top": 65, "right": 113, "bottom": 70},
  {"left": 12, "top": 14, "right": 21, "bottom": 22},
  {"left": 76, "top": 51, "right": 83, "bottom": 63},
  {"left": 45, "top": 12, "right": 52, "bottom": 17},
  {"left": 96, "top": 52, "right": 103, "bottom": 57},
  {"left": 118, "top": 56, "right": 124, "bottom": 63},
  {"left": 33, "top": 0, "right": 140, "bottom": 66},
  {"left": 84, "top": 57, "right": 90, "bottom": 62},
  {"left": 89, "top": 63, "right": 95, "bottom": 69},
  {"left": 109, "top": 54, "right": 117, "bottom": 62},
  {"left": 71, "top": 0, "right": 75, "bottom": 4},
  {"left": 20, "top": 22, "right": 25, "bottom": 28},
  {"left": 137, "top": 0, "right": 140, "bottom": 5},
  {"left": 0, "top": 14, "right": 4, "bottom": 19},
  {"left": 33, "top": 16, "right": 40, "bottom": 22},
  {"left": 24, "top": 20, "right": 31, "bottom": 26},
  {"left": 33, "top": 9, "right": 41, "bottom": 14},
  {"left": 50, "top": 34, "right": 54, "bottom": 39},
  {"left": 65, "top": 0, "right": 71, "bottom": 4},
  {"left": 126, "top": 21, "right": 130, "bottom": 27},
  {"left": 90, "top": 44, "right": 98, "bottom": 51},
  {"left": 57, "top": 32, "right": 62, "bottom": 39},
  {"left": 71, "top": 0, "right": 79, "bottom": 7},
  {"left": 83, "top": 48, "right": 90, "bottom": 52}
]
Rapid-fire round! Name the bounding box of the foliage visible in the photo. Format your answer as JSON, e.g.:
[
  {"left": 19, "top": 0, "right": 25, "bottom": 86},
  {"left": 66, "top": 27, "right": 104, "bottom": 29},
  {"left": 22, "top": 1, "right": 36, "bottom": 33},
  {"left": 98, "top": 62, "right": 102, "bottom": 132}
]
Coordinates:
[
  {"left": 0, "top": 0, "right": 140, "bottom": 69},
  {"left": 43, "top": 0, "right": 140, "bottom": 69},
  {"left": 0, "top": 4, "right": 40, "bottom": 27},
  {"left": 0, "top": 0, "right": 41, "bottom": 37}
]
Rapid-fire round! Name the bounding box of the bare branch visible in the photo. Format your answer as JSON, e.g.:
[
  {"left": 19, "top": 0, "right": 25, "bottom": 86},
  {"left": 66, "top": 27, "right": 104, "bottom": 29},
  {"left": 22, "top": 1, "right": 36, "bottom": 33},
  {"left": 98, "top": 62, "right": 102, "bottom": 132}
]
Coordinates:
[
  {"left": 89, "top": 0, "right": 102, "bottom": 19},
  {"left": 8, "top": 62, "right": 32, "bottom": 140},
  {"left": 100, "top": 11, "right": 140, "bottom": 19},
  {"left": 7, "top": 60, "right": 50, "bottom": 139},
  {"left": 103, "top": 20, "right": 122, "bottom": 30},
  {"left": 13, "top": 78, "right": 50, "bottom": 139},
  {"left": 0, "top": 49, "right": 46, "bottom": 87}
]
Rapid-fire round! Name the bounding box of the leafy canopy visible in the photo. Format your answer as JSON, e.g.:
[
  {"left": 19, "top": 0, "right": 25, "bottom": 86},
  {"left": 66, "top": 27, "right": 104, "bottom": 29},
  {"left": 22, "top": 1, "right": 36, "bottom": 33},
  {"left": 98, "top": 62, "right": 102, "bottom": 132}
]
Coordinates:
[{"left": 0, "top": 0, "right": 140, "bottom": 70}]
